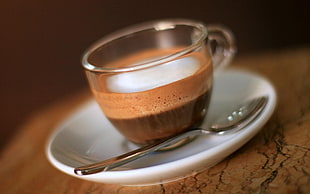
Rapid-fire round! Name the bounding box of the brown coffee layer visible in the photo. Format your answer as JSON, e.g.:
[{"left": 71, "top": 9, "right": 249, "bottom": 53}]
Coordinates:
[{"left": 108, "top": 91, "right": 211, "bottom": 144}]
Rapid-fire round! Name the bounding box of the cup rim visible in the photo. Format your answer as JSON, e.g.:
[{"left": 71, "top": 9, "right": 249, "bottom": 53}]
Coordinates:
[{"left": 81, "top": 19, "right": 208, "bottom": 73}]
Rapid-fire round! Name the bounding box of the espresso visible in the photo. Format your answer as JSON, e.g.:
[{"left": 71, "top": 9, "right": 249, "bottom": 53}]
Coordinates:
[
  {"left": 109, "top": 91, "right": 211, "bottom": 144},
  {"left": 87, "top": 48, "right": 213, "bottom": 144}
]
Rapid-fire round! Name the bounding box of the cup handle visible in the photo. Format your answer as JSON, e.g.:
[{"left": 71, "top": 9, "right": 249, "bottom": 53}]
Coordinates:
[{"left": 207, "top": 25, "right": 237, "bottom": 71}]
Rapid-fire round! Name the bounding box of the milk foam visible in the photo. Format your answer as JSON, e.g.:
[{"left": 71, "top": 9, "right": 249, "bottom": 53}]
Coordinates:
[{"left": 107, "top": 57, "right": 200, "bottom": 93}]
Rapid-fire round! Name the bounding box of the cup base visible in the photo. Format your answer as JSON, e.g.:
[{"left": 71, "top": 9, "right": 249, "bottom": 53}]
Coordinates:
[{"left": 122, "top": 136, "right": 196, "bottom": 152}]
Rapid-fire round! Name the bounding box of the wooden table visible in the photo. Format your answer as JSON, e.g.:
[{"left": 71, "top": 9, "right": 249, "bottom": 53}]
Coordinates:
[{"left": 1, "top": 47, "right": 309, "bottom": 193}]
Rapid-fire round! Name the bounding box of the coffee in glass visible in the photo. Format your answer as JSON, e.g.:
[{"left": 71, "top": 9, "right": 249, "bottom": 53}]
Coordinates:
[{"left": 82, "top": 19, "right": 236, "bottom": 145}]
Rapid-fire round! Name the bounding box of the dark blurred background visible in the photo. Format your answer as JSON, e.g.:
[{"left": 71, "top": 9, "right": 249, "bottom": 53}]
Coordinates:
[{"left": 0, "top": 0, "right": 309, "bottom": 150}]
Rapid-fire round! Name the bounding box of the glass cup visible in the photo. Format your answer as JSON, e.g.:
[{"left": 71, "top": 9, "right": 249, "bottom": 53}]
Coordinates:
[{"left": 82, "top": 19, "right": 236, "bottom": 145}]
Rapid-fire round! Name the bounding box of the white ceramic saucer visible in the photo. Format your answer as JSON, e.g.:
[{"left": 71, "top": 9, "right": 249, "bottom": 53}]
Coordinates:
[{"left": 46, "top": 69, "right": 277, "bottom": 186}]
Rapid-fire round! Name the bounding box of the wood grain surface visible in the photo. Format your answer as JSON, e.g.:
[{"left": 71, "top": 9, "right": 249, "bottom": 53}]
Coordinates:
[{"left": 0, "top": 47, "right": 309, "bottom": 193}]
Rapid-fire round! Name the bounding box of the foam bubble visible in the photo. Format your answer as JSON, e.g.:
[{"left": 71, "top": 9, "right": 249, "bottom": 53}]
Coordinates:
[{"left": 107, "top": 57, "right": 200, "bottom": 93}]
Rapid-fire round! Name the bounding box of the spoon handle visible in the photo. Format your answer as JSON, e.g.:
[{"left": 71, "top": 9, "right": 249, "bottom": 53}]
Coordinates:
[
  {"left": 74, "top": 96, "right": 267, "bottom": 175},
  {"left": 74, "top": 129, "right": 205, "bottom": 175}
]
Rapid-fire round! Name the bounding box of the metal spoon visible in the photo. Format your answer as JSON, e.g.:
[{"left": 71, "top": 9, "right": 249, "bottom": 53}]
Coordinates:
[{"left": 74, "top": 96, "right": 267, "bottom": 175}]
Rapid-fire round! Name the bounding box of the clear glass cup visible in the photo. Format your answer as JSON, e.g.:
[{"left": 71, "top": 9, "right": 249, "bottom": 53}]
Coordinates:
[{"left": 82, "top": 19, "right": 236, "bottom": 145}]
